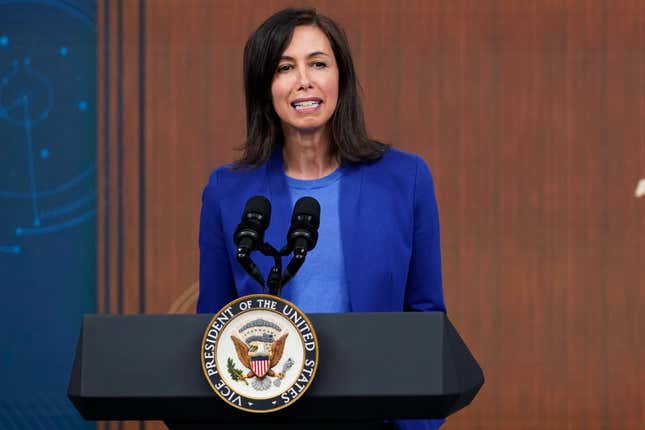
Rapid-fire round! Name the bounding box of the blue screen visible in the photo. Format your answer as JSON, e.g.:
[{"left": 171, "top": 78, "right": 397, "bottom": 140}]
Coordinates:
[{"left": 0, "top": 1, "right": 96, "bottom": 428}]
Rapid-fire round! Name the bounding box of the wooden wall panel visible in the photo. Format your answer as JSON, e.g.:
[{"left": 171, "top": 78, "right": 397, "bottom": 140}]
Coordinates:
[
  {"left": 97, "top": 1, "right": 145, "bottom": 429},
  {"left": 98, "top": 1, "right": 644, "bottom": 429},
  {"left": 606, "top": 3, "right": 644, "bottom": 427},
  {"left": 98, "top": 0, "right": 145, "bottom": 316}
]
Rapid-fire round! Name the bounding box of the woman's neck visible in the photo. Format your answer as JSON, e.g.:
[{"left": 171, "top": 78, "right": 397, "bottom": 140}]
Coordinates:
[{"left": 282, "top": 127, "right": 339, "bottom": 180}]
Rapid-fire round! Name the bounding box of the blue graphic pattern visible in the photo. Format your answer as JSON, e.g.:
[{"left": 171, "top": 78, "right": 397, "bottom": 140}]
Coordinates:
[
  {"left": 0, "top": 39, "right": 95, "bottom": 242},
  {"left": 0, "top": 1, "right": 96, "bottom": 429}
]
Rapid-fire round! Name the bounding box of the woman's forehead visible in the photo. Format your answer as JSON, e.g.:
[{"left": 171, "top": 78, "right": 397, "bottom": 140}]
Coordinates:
[{"left": 281, "top": 26, "right": 333, "bottom": 58}]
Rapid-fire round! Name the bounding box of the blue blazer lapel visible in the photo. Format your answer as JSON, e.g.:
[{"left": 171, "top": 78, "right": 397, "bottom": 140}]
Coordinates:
[{"left": 339, "top": 163, "right": 366, "bottom": 311}]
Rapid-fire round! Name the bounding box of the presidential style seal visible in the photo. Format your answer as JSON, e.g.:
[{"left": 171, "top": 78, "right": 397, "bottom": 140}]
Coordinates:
[{"left": 201, "top": 294, "right": 319, "bottom": 413}]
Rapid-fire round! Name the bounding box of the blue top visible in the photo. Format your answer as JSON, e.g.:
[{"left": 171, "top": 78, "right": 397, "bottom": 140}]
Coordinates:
[{"left": 283, "top": 166, "right": 351, "bottom": 313}]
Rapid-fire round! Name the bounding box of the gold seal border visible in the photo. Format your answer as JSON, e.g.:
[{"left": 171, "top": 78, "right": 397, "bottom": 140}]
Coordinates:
[
  {"left": 213, "top": 307, "right": 306, "bottom": 401},
  {"left": 200, "top": 294, "right": 320, "bottom": 414}
]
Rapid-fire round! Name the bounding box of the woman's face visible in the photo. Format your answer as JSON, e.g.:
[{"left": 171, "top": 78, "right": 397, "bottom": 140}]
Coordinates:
[{"left": 271, "top": 25, "right": 339, "bottom": 134}]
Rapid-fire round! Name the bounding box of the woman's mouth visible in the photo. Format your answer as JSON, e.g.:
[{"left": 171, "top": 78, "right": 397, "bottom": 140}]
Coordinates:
[{"left": 291, "top": 99, "right": 322, "bottom": 113}]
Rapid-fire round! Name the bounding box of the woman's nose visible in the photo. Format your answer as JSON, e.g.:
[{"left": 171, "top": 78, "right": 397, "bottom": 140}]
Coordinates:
[{"left": 297, "top": 68, "right": 312, "bottom": 89}]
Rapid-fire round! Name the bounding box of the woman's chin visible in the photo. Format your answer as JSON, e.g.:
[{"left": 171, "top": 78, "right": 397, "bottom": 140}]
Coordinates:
[{"left": 285, "top": 121, "right": 328, "bottom": 135}]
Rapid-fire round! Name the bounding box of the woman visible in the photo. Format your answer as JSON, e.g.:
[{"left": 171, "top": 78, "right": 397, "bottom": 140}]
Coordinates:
[{"left": 197, "top": 8, "right": 445, "bottom": 430}]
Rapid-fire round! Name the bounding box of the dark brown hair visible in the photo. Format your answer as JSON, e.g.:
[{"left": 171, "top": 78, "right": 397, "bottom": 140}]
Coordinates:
[{"left": 236, "top": 8, "right": 388, "bottom": 168}]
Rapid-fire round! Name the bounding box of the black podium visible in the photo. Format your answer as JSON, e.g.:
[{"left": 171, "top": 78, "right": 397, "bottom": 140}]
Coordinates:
[{"left": 68, "top": 312, "right": 483, "bottom": 429}]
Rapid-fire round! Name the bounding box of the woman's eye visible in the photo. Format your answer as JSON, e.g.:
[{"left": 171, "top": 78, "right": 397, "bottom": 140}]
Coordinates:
[
  {"left": 312, "top": 61, "right": 327, "bottom": 68},
  {"left": 277, "top": 64, "right": 293, "bottom": 73}
]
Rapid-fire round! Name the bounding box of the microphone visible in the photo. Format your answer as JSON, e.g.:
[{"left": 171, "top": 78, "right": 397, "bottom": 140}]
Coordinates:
[
  {"left": 234, "top": 196, "right": 271, "bottom": 287},
  {"left": 281, "top": 197, "right": 320, "bottom": 287},
  {"left": 286, "top": 197, "right": 320, "bottom": 256}
]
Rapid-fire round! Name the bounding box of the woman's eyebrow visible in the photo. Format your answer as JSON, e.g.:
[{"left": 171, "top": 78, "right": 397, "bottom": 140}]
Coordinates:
[{"left": 279, "top": 51, "right": 330, "bottom": 61}]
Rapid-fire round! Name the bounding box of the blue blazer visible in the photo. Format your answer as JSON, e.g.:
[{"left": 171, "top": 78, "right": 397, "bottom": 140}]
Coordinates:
[
  {"left": 197, "top": 147, "right": 445, "bottom": 314},
  {"left": 197, "top": 147, "right": 446, "bottom": 430}
]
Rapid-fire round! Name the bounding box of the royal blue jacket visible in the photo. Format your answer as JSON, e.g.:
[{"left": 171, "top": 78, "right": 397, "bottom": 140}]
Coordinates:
[
  {"left": 197, "top": 147, "right": 447, "bottom": 430},
  {"left": 197, "top": 147, "right": 446, "bottom": 315}
]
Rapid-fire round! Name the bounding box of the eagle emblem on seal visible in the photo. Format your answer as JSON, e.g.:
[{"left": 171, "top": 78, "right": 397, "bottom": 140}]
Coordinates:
[{"left": 228, "top": 318, "right": 290, "bottom": 390}]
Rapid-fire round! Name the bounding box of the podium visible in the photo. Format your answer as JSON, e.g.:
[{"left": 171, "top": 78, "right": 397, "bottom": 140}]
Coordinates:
[{"left": 68, "top": 312, "right": 483, "bottom": 429}]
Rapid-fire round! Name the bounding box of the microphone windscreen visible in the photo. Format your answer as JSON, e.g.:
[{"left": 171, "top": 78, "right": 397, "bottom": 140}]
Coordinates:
[
  {"left": 244, "top": 195, "right": 271, "bottom": 228},
  {"left": 292, "top": 196, "right": 320, "bottom": 228}
]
